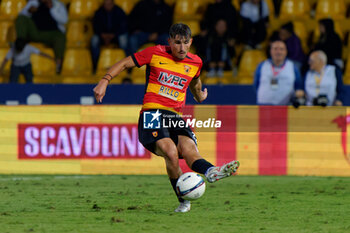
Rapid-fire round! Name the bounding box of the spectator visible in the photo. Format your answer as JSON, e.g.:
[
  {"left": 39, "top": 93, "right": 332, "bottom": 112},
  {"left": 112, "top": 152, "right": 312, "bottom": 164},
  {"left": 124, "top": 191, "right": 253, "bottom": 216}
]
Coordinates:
[
  {"left": 202, "top": 0, "right": 239, "bottom": 42},
  {"left": 240, "top": 0, "right": 269, "bottom": 49},
  {"left": 313, "top": 18, "right": 343, "bottom": 69},
  {"left": 277, "top": 22, "right": 305, "bottom": 71},
  {"left": 206, "top": 19, "right": 235, "bottom": 78},
  {"left": 192, "top": 21, "right": 209, "bottom": 65},
  {"left": 121, "top": 77, "right": 132, "bottom": 84},
  {"left": 304, "top": 51, "right": 344, "bottom": 106},
  {"left": 254, "top": 40, "right": 304, "bottom": 105},
  {"left": 127, "top": 0, "right": 172, "bottom": 54},
  {"left": 0, "top": 38, "right": 54, "bottom": 83},
  {"left": 15, "top": 0, "right": 68, "bottom": 73},
  {"left": 91, "top": 0, "right": 128, "bottom": 72}
]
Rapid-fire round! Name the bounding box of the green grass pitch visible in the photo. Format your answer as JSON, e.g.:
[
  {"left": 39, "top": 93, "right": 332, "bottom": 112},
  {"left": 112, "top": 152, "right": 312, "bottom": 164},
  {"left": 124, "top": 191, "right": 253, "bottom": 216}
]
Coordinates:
[{"left": 0, "top": 175, "right": 349, "bottom": 233}]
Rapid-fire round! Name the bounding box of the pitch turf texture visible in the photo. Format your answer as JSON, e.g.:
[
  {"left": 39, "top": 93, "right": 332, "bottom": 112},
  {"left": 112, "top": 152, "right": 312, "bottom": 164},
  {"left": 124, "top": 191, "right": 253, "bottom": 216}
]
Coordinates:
[{"left": 1, "top": 175, "right": 349, "bottom": 233}]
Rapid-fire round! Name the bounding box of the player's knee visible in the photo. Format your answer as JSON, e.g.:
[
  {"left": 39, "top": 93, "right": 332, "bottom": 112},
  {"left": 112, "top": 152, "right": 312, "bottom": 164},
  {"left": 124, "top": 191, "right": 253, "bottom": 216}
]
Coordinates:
[
  {"left": 164, "top": 149, "right": 178, "bottom": 162},
  {"left": 179, "top": 143, "right": 197, "bottom": 158},
  {"left": 155, "top": 142, "right": 178, "bottom": 161}
]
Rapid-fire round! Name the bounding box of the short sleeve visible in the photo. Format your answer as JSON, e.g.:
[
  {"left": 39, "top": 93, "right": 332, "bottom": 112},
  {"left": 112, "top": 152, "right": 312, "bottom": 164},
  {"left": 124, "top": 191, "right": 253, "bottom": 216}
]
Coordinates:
[
  {"left": 27, "top": 45, "right": 40, "bottom": 55},
  {"left": 193, "top": 60, "right": 202, "bottom": 79},
  {"left": 5, "top": 49, "right": 13, "bottom": 60},
  {"left": 131, "top": 46, "right": 156, "bottom": 68}
]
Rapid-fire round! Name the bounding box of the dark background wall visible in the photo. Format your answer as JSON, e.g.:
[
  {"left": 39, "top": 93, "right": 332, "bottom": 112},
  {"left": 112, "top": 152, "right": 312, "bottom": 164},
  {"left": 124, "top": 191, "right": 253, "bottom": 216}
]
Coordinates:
[{"left": 0, "top": 84, "right": 349, "bottom": 106}]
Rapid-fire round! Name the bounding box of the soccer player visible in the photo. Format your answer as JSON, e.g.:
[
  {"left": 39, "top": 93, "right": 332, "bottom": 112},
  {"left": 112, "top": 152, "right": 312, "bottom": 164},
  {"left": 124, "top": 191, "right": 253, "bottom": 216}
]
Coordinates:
[{"left": 93, "top": 23, "right": 240, "bottom": 213}]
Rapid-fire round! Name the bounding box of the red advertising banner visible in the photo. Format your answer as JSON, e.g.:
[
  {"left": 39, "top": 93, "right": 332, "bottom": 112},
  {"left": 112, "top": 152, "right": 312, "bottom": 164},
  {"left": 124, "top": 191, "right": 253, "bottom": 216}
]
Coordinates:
[
  {"left": 0, "top": 105, "right": 348, "bottom": 175},
  {"left": 18, "top": 124, "right": 150, "bottom": 159}
]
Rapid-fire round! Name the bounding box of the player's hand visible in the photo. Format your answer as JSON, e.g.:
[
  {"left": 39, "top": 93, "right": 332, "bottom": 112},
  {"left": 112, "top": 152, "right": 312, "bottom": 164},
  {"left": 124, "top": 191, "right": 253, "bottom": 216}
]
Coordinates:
[
  {"left": 93, "top": 79, "right": 109, "bottom": 103},
  {"left": 196, "top": 88, "right": 208, "bottom": 103}
]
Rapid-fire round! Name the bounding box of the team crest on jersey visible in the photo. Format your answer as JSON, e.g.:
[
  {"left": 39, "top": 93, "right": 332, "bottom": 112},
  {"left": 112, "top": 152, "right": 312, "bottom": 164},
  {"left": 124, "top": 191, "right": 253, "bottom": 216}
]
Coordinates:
[
  {"left": 184, "top": 65, "right": 191, "bottom": 73},
  {"left": 152, "top": 131, "right": 158, "bottom": 137}
]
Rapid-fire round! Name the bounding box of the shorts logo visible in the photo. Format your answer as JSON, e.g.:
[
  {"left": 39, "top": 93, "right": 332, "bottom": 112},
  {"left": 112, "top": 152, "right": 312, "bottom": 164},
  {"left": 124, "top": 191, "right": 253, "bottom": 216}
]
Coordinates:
[
  {"left": 143, "top": 110, "right": 162, "bottom": 129},
  {"left": 184, "top": 65, "right": 191, "bottom": 73},
  {"left": 152, "top": 131, "right": 158, "bottom": 137},
  {"left": 191, "top": 132, "right": 198, "bottom": 145}
]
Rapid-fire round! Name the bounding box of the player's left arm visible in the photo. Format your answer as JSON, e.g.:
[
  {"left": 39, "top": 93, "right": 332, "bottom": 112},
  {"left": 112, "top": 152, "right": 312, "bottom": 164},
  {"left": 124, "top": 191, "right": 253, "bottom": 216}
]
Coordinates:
[{"left": 189, "top": 77, "right": 207, "bottom": 103}]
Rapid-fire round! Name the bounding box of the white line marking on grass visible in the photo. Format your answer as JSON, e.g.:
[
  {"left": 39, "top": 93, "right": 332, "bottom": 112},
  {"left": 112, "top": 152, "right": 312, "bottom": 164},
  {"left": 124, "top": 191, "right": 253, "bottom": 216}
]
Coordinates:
[
  {"left": 0, "top": 177, "right": 43, "bottom": 181},
  {"left": 0, "top": 175, "right": 92, "bottom": 181}
]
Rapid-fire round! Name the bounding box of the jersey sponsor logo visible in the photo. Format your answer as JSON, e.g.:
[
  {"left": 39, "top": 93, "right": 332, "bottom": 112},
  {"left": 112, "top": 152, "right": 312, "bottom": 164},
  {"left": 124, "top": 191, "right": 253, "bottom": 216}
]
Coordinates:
[
  {"left": 158, "top": 85, "right": 180, "bottom": 101},
  {"left": 184, "top": 65, "right": 191, "bottom": 74},
  {"left": 143, "top": 110, "right": 161, "bottom": 129},
  {"left": 159, "top": 62, "right": 167, "bottom": 65},
  {"left": 18, "top": 124, "right": 150, "bottom": 159},
  {"left": 157, "top": 72, "right": 187, "bottom": 90}
]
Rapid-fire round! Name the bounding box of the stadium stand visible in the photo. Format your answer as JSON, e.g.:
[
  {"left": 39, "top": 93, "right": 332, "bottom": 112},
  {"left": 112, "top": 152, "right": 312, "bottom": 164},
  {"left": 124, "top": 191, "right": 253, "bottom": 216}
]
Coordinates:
[
  {"left": 0, "top": 0, "right": 348, "bottom": 89},
  {"left": 173, "top": 0, "right": 202, "bottom": 21},
  {"left": 292, "top": 21, "right": 308, "bottom": 53},
  {"left": 279, "top": 0, "right": 310, "bottom": 20},
  {"left": 237, "top": 50, "right": 266, "bottom": 84},
  {"left": 0, "top": 0, "right": 26, "bottom": 20},
  {"left": 315, "top": 0, "right": 346, "bottom": 20},
  {"left": 114, "top": 0, "right": 139, "bottom": 15},
  {"left": 344, "top": 56, "right": 350, "bottom": 85},
  {"left": 69, "top": 0, "right": 101, "bottom": 20},
  {"left": 61, "top": 48, "right": 93, "bottom": 77},
  {"left": 164, "top": 0, "right": 176, "bottom": 6},
  {"left": 233, "top": 0, "right": 274, "bottom": 19},
  {"left": 66, "top": 20, "right": 93, "bottom": 48},
  {"left": 61, "top": 75, "right": 99, "bottom": 84},
  {"left": 96, "top": 48, "right": 128, "bottom": 83},
  {"left": 131, "top": 64, "right": 146, "bottom": 84},
  {"left": 31, "top": 48, "right": 56, "bottom": 77},
  {"left": 0, "top": 20, "right": 14, "bottom": 48},
  {"left": 232, "top": 0, "right": 240, "bottom": 10},
  {"left": 312, "top": 20, "right": 344, "bottom": 43},
  {"left": 203, "top": 70, "right": 236, "bottom": 85},
  {"left": 0, "top": 48, "right": 11, "bottom": 81},
  {"left": 174, "top": 19, "right": 200, "bottom": 36}
]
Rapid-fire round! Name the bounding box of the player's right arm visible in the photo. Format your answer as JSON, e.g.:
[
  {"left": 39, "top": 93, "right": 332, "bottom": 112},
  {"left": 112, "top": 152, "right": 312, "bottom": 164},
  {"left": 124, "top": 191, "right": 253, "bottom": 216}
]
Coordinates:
[{"left": 93, "top": 56, "right": 136, "bottom": 103}]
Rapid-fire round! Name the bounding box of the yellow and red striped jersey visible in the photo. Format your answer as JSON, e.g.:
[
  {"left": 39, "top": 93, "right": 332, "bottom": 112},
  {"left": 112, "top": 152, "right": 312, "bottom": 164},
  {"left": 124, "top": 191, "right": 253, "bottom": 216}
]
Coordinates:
[{"left": 131, "top": 45, "right": 202, "bottom": 114}]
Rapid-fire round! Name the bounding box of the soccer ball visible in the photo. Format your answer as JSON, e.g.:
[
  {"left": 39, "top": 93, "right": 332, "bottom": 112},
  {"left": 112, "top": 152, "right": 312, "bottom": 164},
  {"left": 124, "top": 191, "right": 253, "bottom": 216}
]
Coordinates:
[{"left": 176, "top": 172, "right": 206, "bottom": 200}]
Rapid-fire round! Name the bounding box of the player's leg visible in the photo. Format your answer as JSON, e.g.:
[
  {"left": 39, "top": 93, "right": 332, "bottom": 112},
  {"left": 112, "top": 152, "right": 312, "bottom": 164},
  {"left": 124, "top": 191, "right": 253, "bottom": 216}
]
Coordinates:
[
  {"left": 138, "top": 112, "right": 187, "bottom": 209},
  {"left": 177, "top": 135, "right": 214, "bottom": 173},
  {"left": 154, "top": 137, "right": 181, "bottom": 179},
  {"left": 153, "top": 138, "right": 190, "bottom": 212},
  {"left": 177, "top": 135, "right": 240, "bottom": 183}
]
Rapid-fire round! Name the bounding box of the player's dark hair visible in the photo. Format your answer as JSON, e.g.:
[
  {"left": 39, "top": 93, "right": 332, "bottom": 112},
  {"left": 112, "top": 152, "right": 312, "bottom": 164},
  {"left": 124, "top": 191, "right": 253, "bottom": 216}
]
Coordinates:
[
  {"left": 169, "top": 23, "right": 192, "bottom": 39},
  {"left": 14, "top": 38, "right": 27, "bottom": 53}
]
